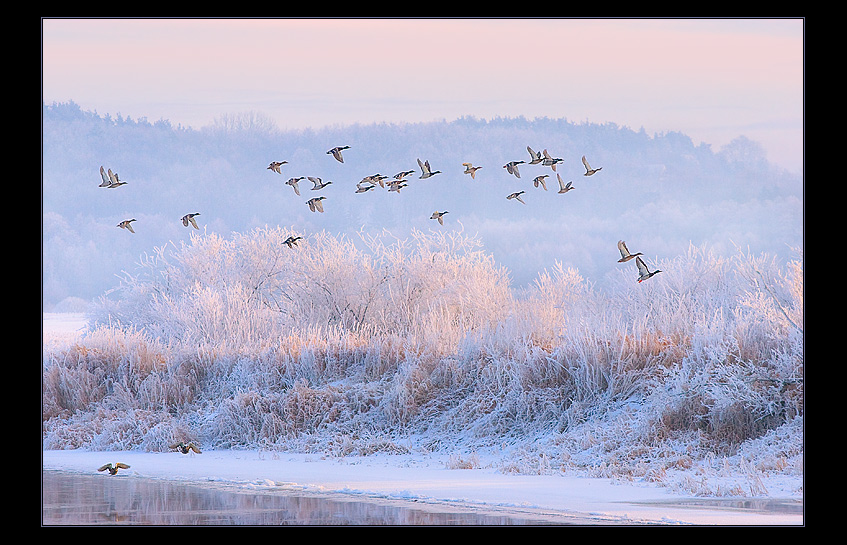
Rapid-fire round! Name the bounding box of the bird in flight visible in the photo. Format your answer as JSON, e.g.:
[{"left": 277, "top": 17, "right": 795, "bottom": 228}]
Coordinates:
[
  {"left": 267, "top": 161, "right": 288, "bottom": 174},
  {"left": 617, "top": 240, "right": 643, "bottom": 263},
  {"left": 463, "top": 163, "right": 482, "bottom": 179},
  {"left": 98, "top": 166, "right": 112, "bottom": 187},
  {"left": 526, "top": 146, "right": 543, "bottom": 165},
  {"left": 556, "top": 174, "right": 574, "bottom": 194},
  {"left": 430, "top": 211, "right": 449, "bottom": 225},
  {"left": 181, "top": 213, "right": 200, "bottom": 229},
  {"left": 105, "top": 168, "right": 127, "bottom": 188},
  {"left": 97, "top": 462, "right": 130, "bottom": 475},
  {"left": 307, "top": 196, "right": 326, "bottom": 212},
  {"left": 582, "top": 155, "right": 602, "bottom": 176},
  {"left": 283, "top": 235, "right": 303, "bottom": 248},
  {"left": 308, "top": 177, "right": 332, "bottom": 190},
  {"left": 355, "top": 181, "right": 375, "bottom": 193},
  {"left": 503, "top": 161, "right": 524, "bottom": 179},
  {"left": 117, "top": 219, "right": 136, "bottom": 233},
  {"left": 507, "top": 191, "right": 526, "bottom": 204},
  {"left": 418, "top": 158, "right": 441, "bottom": 179},
  {"left": 635, "top": 256, "right": 662, "bottom": 283},
  {"left": 542, "top": 150, "right": 563, "bottom": 171},
  {"left": 286, "top": 176, "right": 304, "bottom": 196},
  {"left": 169, "top": 441, "right": 202, "bottom": 454},
  {"left": 327, "top": 146, "right": 350, "bottom": 163}
]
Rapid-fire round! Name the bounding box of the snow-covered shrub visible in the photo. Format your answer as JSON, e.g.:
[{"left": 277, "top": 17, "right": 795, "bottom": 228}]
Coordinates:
[
  {"left": 90, "top": 226, "right": 511, "bottom": 349},
  {"left": 45, "top": 229, "right": 802, "bottom": 478}
]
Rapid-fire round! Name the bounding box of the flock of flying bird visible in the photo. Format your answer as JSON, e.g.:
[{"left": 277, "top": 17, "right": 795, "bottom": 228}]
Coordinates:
[
  {"left": 102, "top": 142, "right": 661, "bottom": 284},
  {"left": 92, "top": 141, "right": 661, "bottom": 474}
]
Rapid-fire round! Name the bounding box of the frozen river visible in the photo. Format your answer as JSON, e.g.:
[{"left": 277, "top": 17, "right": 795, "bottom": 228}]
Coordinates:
[{"left": 41, "top": 470, "right": 599, "bottom": 525}]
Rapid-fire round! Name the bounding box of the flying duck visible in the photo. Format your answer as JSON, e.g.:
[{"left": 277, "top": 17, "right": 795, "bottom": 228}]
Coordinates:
[
  {"left": 308, "top": 176, "right": 332, "bottom": 190},
  {"left": 617, "top": 240, "right": 643, "bottom": 263},
  {"left": 388, "top": 180, "right": 407, "bottom": 192},
  {"left": 355, "top": 182, "right": 375, "bottom": 193},
  {"left": 417, "top": 158, "right": 441, "bottom": 179},
  {"left": 635, "top": 256, "right": 662, "bottom": 283},
  {"left": 462, "top": 163, "right": 482, "bottom": 179},
  {"left": 283, "top": 235, "right": 303, "bottom": 248},
  {"left": 97, "top": 462, "right": 130, "bottom": 475},
  {"left": 503, "top": 161, "right": 524, "bottom": 179},
  {"left": 526, "top": 146, "right": 543, "bottom": 165},
  {"left": 370, "top": 174, "right": 389, "bottom": 188},
  {"left": 394, "top": 170, "right": 415, "bottom": 180},
  {"left": 533, "top": 175, "right": 549, "bottom": 191},
  {"left": 117, "top": 219, "right": 136, "bottom": 233},
  {"left": 98, "top": 166, "right": 112, "bottom": 187},
  {"left": 169, "top": 441, "right": 202, "bottom": 454},
  {"left": 542, "top": 149, "right": 563, "bottom": 171},
  {"left": 107, "top": 169, "right": 127, "bottom": 188},
  {"left": 507, "top": 191, "right": 526, "bottom": 204},
  {"left": 267, "top": 161, "right": 288, "bottom": 174},
  {"left": 430, "top": 211, "right": 448, "bottom": 225},
  {"left": 181, "top": 213, "right": 200, "bottom": 229},
  {"left": 327, "top": 146, "right": 350, "bottom": 163},
  {"left": 582, "top": 155, "right": 602, "bottom": 176},
  {"left": 286, "top": 176, "right": 304, "bottom": 196},
  {"left": 556, "top": 174, "right": 574, "bottom": 194},
  {"left": 307, "top": 196, "right": 326, "bottom": 213}
]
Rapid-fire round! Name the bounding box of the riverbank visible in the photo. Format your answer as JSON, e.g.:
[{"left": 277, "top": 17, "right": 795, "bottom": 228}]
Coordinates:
[{"left": 42, "top": 449, "right": 803, "bottom": 525}]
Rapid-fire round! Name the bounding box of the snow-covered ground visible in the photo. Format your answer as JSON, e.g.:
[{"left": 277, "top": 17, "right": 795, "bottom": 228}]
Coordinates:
[
  {"left": 42, "top": 448, "right": 802, "bottom": 525},
  {"left": 42, "top": 313, "right": 804, "bottom": 525}
]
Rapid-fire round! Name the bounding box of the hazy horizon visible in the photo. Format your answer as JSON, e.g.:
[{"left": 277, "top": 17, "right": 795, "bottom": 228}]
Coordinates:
[{"left": 41, "top": 18, "right": 804, "bottom": 174}]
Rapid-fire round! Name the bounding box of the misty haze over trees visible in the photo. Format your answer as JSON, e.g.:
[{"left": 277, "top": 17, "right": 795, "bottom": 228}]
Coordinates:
[{"left": 42, "top": 100, "right": 802, "bottom": 311}]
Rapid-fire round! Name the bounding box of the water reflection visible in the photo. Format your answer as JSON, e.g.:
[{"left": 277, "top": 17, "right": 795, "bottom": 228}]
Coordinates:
[
  {"left": 42, "top": 471, "right": 568, "bottom": 525},
  {"left": 633, "top": 498, "right": 804, "bottom": 515}
]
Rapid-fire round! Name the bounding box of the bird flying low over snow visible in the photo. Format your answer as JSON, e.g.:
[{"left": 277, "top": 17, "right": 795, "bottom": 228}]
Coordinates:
[
  {"left": 117, "top": 219, "right": 136, "bottom": 233},
  {"left": 430, "top": 211, "right": 448, "bottom": 225},
  {"left": 327, "top": 146, "right": 350, "bottom": 163},
  {"left": 617, "top": 240, "right": 643, "bottom": 263},
  {"left": 635, "top": 256, "right": 662, "bottom": 283},
  {"left": 582, "top": 155, "right": 602, "bottom": 176},
  {"left": 97, "top": 462, "right": 130, "bottom": 475},
  {"left": 507, "top": 191, "right": 526, "bottom": 204},
  {"left": 556, "top": 174, "right": 574, "bottom": 194},
  {"left": 169, "top": 441, "right": 202, "bottom": 454},
  {"left": 418, "top": 158, "right": 441, "bottom": 179},
  {"left": 181, "top": 213, "right": 200, "bottom": 229}
]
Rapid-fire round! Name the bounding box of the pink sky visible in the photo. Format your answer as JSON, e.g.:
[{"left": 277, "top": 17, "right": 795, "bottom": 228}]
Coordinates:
[{"left": 41, "top": 18, "right": 803, "bottom": 172}]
